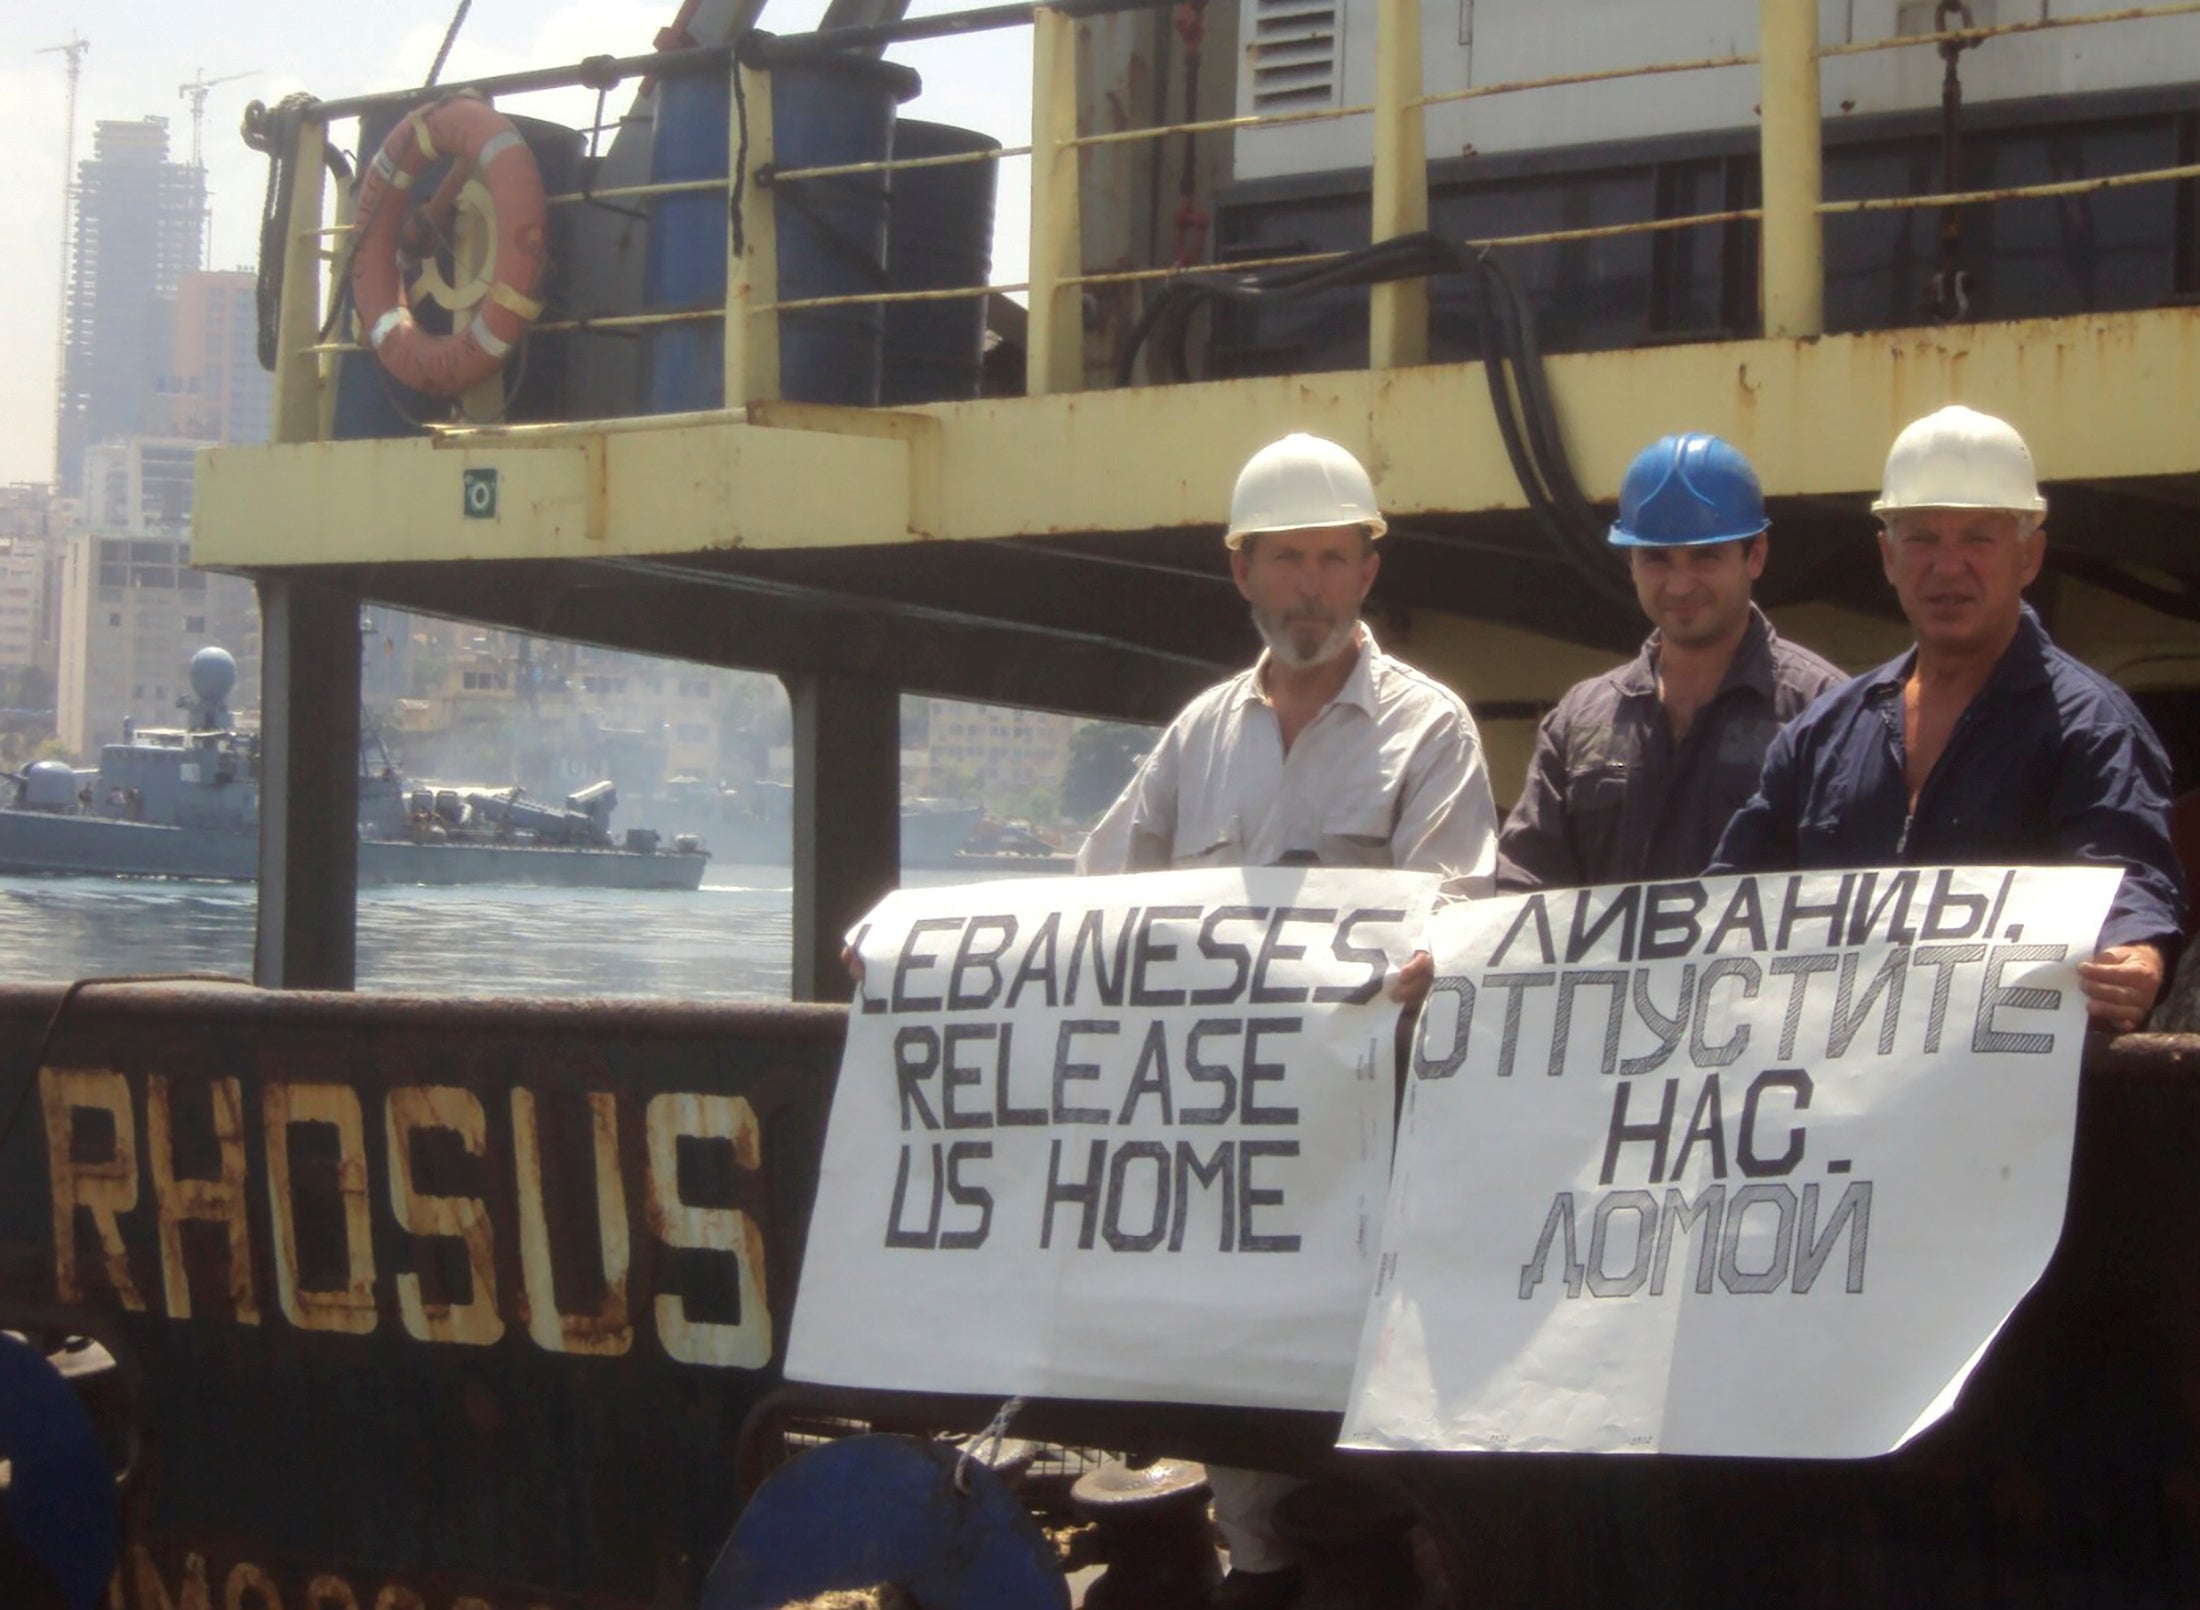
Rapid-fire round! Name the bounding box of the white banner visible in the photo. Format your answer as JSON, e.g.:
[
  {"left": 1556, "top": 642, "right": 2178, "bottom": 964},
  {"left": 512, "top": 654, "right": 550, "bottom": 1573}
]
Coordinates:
[
  {"left": 1343, "top": 864, "right": 2120, "bottom": 1459},
  {"left": 787, "top": 867, "right": 1440, "bottom": 1410}
]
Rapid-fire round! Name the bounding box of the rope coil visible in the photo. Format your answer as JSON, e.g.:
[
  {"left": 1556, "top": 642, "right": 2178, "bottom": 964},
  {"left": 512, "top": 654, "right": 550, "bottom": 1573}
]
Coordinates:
[{"left": 244, "top": 93, "right": 346, "bottom": 372}]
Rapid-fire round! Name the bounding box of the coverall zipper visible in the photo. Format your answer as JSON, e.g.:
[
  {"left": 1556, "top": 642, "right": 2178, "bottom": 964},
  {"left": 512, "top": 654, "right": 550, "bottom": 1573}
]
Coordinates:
[{"left": 1886, "top": 687, "right": 1989, "bottom": 862}]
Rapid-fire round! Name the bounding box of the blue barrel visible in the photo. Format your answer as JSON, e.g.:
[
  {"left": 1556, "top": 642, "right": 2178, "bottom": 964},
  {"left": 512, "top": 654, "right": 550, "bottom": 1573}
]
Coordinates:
[
  {"left": 332, "top": 108, "right": 583, "bottom": 438},
  {"left": 645, "top": 54, "right": 921, "bottom": 411},
  {"left": 880, "top": 120, "right": 1000, "bottom": 406}
]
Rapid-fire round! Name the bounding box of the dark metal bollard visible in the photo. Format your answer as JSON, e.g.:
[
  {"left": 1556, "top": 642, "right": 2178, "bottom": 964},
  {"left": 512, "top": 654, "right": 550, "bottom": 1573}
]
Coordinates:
[{"left": 1071, "top": 1457, "right": 1220, "bottom": 1610}]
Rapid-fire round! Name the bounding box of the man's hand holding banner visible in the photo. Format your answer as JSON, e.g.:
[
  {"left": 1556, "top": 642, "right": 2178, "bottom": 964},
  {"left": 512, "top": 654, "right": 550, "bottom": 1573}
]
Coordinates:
[
  {"left": 790, "top": 864, "right": 2116, "bottom": 1458},
  {"left": 787, "top": 867, "right": 1440, "bottom": 1411},
  {"left": 1343, "top": 864, "right": 2120, "bottom": 1458}
]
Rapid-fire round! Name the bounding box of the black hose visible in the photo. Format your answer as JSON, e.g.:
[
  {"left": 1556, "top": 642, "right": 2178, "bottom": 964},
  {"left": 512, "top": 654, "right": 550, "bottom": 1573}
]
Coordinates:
[
  {"left": 1461, "top": 248, "right": 1636, "bottom": 616},
  {"left": 1116, "top": 230, "right": 1640, "bottom": 630},
  {"left": 1482, "top": 251, "right": 1609, "bottom": 565},
  {"left": 1112, "top": 232, "right": 1455, "bottom": 386}
]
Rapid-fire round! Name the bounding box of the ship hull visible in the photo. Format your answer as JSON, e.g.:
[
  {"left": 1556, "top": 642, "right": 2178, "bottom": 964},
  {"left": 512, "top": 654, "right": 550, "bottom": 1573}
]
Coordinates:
[{"left": 0, "top": 811, "right": 708, "bottom": 890}]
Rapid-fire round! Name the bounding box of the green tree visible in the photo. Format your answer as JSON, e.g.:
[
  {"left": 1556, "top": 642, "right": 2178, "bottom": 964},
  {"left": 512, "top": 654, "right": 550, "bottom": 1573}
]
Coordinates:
[
  {"left": 928, "top": 762, "right": 983, "bottom": 804},
  {"left": 1, "top": 665, "right": 55, "bottom": 711},
  {"left": 1063, "top": 722, "right": 1155, "bottom": 822}
]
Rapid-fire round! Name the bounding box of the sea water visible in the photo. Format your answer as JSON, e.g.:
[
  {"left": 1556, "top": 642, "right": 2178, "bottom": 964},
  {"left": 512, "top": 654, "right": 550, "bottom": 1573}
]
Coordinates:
[
  {"left": 0, "top": 868, "right": 803, "bottom": 1000},
  {"left": 0, "top": 864, "right": 1036, "bottom": 999}
]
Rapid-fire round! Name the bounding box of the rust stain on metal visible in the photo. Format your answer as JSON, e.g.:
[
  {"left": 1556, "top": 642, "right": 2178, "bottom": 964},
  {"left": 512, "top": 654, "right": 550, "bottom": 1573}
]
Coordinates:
[
  {"left": 225, "top": 1561, "right": 283, "bottom": 1608},
  {"left": 41, "top": 1066, "right": 148, "bottom": 1311},
  {"left": 643, "top": 1092, "right": 770, "bottom": 1368},
  {"left": 0, "top": 986, "right": 850, "bottom": 1610},
  {"left": 386, "top": 1085, "right": 504, "bottom": 1347},
  {"left": 133, "top": 1546, "right": 212, "bottom": 1610},
  {"left": 585, "top": 436, "right": 609, "bottom": 543},
  {"left": 146, "top": 1074, "right": 260, "bottom": 1325},
  {"left": 265, "top": 1080, "right": 379, "bottom": 1334},
  {"left": 512, "top": 1086, "right": 634, "bottom": 1356},
  {"left": 306, "top": 1574, "right": 364, "bottom": 1610}
]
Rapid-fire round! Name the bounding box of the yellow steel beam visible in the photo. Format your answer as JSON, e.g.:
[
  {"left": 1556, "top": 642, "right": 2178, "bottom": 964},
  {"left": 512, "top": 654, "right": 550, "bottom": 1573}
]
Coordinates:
[
  {"left": 1758, "top": 0, "right": 1826, "bottom": 339},
  {"left": 726, "top": 58, "right": 780, "bottom": 407},
  {"left": 194, "top": 307, "right": 2200, "bottom": 565},
  {"left": 1368, "top": 0, "right": 1430, "bottom": 368},
  {"left": 930, "top": 308, "right": 2200, "bottom": 535},
  {"left": 193, "top": 423, "right": 911, "bottom": 565},
  {"left": 274, "top": 115, "right": 330, "bottom": 445},
  {"left": 1025, "top": 6, "right": 1084, "bottom": 397}
]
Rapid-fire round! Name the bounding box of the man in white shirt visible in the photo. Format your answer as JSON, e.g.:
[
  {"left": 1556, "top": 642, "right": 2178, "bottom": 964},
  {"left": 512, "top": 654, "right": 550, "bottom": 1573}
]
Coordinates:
[
  {"left": 1078, "top": 433, "right": 1498, "bottom": 892},
  {"left": 1077, "top": 431, "right": 1499, "bottom": 1609}
]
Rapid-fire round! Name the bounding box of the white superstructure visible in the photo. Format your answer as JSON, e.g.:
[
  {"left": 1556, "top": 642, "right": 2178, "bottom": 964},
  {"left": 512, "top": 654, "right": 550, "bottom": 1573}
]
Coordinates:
[{"left": 1235, "top": 0, "right": 2200, "bottom": 180}]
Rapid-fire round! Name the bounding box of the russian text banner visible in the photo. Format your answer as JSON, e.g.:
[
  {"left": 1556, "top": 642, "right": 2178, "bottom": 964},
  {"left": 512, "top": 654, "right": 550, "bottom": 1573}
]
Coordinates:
[
  {"left": 1342, "top": 865, "right": 2121, "bottom": 1458},
  {"left": 788, "top": 867, "right": 1439, "bottom": 1411}
]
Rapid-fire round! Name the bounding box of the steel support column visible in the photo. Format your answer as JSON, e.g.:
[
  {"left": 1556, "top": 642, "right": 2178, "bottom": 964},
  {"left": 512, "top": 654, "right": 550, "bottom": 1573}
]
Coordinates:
[
  {"left": 254, "top": 578, "right": 361, "bottom": 990},
  {"left": 1026, "top": 6, "right": 1085, "bottom": 396},
  {"left": 725, "top": 56, "right": 780, "bottom": 407},
  {"left": 1759, "top": 0, "right": 1825, "bottom": 338},
  {"left": 1369, "top": 0, "right": 1430, "bottom": 367},
  {"left": 787, "top": 672, "right": 901, "bottom": 1001}
]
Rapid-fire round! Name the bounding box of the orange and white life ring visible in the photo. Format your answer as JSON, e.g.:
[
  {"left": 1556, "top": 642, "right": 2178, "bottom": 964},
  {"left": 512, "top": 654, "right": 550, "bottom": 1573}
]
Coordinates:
[{"left": 350, "top": 94, "right": 548, "bottom": 399}]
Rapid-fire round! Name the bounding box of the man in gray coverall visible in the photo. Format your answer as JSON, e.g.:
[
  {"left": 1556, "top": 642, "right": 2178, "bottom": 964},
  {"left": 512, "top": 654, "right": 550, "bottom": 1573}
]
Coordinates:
[{"left": 1497, "top": 432, "right": 1844, "bottom": 891}]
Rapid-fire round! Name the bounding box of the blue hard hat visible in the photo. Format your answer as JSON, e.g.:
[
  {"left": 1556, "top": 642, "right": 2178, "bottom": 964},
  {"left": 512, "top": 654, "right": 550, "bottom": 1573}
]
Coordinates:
[{"left": 1609, "top": 433, "right": 1771, "bottom": 547}]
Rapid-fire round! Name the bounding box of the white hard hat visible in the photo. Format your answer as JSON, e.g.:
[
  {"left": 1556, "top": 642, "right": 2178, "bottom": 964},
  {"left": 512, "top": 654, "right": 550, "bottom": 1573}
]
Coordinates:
[
  {"left": 1224, "top": 432, "right": 1388, "bottom": 549},
  {"left": 1872, "top": 404, "right": 2046, "bottom": 517}
]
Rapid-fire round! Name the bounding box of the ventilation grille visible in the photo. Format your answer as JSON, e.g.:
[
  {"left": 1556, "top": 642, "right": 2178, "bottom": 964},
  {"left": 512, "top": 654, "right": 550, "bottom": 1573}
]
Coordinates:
[{"left": 1250, "top": 0, "right": 1342, "bottom": 112}]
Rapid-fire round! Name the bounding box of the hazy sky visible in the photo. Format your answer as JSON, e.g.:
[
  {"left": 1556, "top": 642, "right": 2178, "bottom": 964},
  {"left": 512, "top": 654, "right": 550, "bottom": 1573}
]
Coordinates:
[{"left": 1, "top": 0, "right": 1031, "bottom": 485}]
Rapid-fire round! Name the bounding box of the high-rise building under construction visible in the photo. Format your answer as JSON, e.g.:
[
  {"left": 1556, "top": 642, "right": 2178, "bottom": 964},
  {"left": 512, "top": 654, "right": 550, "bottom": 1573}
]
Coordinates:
[{"left": 54, "top": 118, "right": 205, "bottom": 495}]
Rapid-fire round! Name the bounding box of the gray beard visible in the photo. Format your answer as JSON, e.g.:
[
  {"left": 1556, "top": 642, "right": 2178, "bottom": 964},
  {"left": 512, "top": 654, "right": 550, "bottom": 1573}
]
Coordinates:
[{"left": 1254, "top": 608, "right": 1359, "bottom": 670}]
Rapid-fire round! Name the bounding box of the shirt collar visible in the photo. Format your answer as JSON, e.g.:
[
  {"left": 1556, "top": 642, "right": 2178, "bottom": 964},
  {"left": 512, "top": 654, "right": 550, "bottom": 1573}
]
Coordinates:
[
  {"left": 1614, "top": 638, "right": 1659, "bottom": 698},
  {"left": 1236, "top": 624, "right": 1384, "bottom": 716},
  {"left": 1725, "top": 606, "right": 1782, "bottom": 701},
  {"left": 1862, "top": 602, "right": 2054, "bottom": 703},
  {"left": 1616, "top": 605, "right": 1778, "bottom": 702}
]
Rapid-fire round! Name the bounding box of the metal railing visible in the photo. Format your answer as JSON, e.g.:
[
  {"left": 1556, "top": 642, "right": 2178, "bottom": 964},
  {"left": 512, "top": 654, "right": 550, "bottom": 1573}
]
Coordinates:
[{"left": 263, "top": 0, "right": 2200, "bottom": 446}]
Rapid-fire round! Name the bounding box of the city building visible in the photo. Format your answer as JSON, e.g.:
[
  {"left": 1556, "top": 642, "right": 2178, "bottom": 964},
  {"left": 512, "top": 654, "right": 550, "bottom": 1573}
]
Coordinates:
[
  {"left": 81, "top": 439, "right": 203, "bottom": 533},
  {"left": 0, "top": 542, "right": 55, "bottom": 682},
  {"left": 55, "top": 118, "right": 206, "bottom": 495},
  {"left": 0, "top": 485, "right": 64, "bottom": 541},
  {"left": 51, "top": 442, "right": 256, "bottom": 759},
  {"left": 918, "top": 701, "right": 1076, "bottom": 816},
  {"left": 54, "top": 531, "right": 260, "bottom": 757},
  {"left": 387, "top": 633, "right": 755, "bottom": 798},
  {"left": 156, "top": 271, "right": 272, "bottom": 446},
  {"left": 0, "top": 485, "right": 69, "bottom": 684}
]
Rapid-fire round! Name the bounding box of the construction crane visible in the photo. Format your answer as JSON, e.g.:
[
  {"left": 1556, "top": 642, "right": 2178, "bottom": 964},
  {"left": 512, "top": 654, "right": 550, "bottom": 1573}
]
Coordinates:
[
  {"left": 38, "top": 31, "right": 88, "bottom": 489},
  {"left": 178, "top": 67, "right": 259, "bottom": 170},
  {"left": 178, "top": 67, "right": 259, "bottom": 269}
]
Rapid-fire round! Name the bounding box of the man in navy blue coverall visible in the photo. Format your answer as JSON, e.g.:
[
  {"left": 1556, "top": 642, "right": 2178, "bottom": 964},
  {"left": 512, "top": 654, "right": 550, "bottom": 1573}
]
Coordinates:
[{"left": 1712, "top": 405, "right": 2185, "bottom": 1030}]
